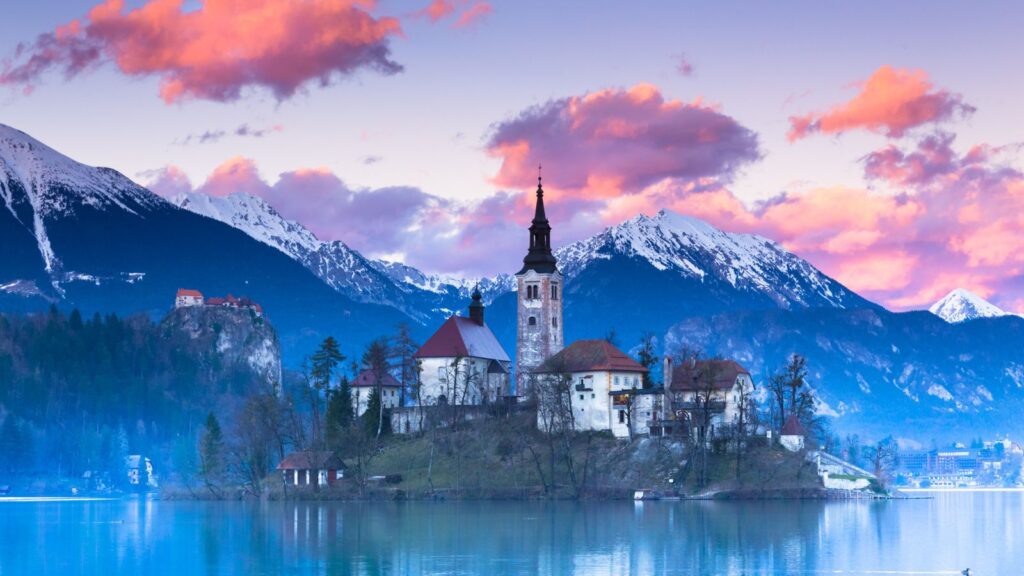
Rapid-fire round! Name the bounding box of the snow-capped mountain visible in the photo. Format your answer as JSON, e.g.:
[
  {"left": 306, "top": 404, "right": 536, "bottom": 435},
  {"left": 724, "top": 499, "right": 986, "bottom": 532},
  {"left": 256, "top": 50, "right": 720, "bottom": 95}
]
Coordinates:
[
  {"left": 0, "top": 123, "right": 418, "bottom": 361},
  {"left": 170, "top": 191, "right": 513, "bottom": 322},
  {"left": 556, "top": 210, "right": 863, "bottom": 310},
  {"left": 0, "top": 124, "right": 166, "bottom": 293},
  {"left": 929, "top": 288, "right": 1010, "bottom": 323}
]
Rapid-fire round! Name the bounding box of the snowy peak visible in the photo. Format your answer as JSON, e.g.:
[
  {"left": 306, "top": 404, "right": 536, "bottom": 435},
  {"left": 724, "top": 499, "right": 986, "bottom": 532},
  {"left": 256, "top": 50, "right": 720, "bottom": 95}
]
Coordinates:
[
  {"left": 929, "top": 289, "right": 1008, "bottom": 323},
  {"left": 171, "top": 192, "right": 323, "bottom": 260},
  {"left": 556, "top": 208, "right": 862, "bottom": 310},
  {"left": 0, "top": 124, "right": 162, "bottom": 218}
]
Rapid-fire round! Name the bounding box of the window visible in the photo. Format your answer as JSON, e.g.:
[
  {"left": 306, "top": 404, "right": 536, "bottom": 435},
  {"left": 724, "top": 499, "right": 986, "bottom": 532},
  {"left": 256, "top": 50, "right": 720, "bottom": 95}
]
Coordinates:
[
  {"left": 552, "top": 316, "right": 558, "bottom": 328},
  {"left": 551, "top": 283, "right": 559, "bottom": 300},
  {"left": 615, "top": 376, "right": 620, "bottom": 385},
  {"left": 579, "top": 394, "right": 584, "bottom": 401},
  {"left": 525, "top": 284, "right": 540, "bottom": 299},
  {"left": 618, "top": 411, "right": 626, "bottom": 424},
  {"left": 591, "top": 393, "right": 595, "bottom": 399},
  {"left": 528, "top": 316, "right": 537, "bottom": 326},
  {"left": 438, "top": 367, "right": 446, "bottom": 381}
]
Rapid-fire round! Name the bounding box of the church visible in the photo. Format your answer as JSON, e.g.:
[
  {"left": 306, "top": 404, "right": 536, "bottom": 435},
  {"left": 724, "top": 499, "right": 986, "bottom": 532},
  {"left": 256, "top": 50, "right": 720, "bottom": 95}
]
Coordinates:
[{"left": 391, "top": 172, "right": 661, "bottom": 438}]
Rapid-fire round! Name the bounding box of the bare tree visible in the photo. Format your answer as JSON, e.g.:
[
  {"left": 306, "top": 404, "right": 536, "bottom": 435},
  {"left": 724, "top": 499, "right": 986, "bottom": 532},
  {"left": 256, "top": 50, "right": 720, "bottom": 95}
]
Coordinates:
[
  {"left": 535, "top": 359, "right": 590, "bottom": 497},
  {"left": 732, "top": 376, "right": 758, "bottom": 480},
  {"left": 389, "top": 323, "right": 419, "bottom": 408}
]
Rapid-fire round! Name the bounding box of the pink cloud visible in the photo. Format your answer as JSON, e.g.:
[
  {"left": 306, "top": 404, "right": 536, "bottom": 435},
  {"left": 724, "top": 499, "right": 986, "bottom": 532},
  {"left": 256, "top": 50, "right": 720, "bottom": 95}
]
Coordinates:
[
  {"left": 455, "top": 2, "right": 492, "bottom": 28},
  {"left": 1, "top": 0, "right": 403, "bottom": 103},
  {"left": 788, "top": 66, "right": 975, "bottom": 141},
  {"left": 417, "top": 0, "right": 491, "bottom": 28},
  {"left": 486, "top": 83, "right": 760, "bottom": 200}
]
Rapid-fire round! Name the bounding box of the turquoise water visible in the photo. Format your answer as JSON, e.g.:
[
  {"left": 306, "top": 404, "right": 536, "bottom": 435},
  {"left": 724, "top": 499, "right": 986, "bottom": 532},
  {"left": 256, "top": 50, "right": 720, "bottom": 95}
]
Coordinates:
[{"left": 0, "top": 493, "right": 1016, "bottom": 575}]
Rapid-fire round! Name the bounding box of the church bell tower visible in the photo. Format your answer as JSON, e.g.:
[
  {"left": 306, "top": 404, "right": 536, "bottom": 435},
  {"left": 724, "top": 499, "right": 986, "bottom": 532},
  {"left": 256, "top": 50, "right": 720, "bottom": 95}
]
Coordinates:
[{"left": 515, "top": 172, "right": 563, "bottom": 398}]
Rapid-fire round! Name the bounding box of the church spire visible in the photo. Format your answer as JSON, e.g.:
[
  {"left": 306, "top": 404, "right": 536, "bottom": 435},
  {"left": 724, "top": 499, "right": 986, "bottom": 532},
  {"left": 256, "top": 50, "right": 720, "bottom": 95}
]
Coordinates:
[{"left": 519, "top": 166, "right": 558, "bottom": 274}]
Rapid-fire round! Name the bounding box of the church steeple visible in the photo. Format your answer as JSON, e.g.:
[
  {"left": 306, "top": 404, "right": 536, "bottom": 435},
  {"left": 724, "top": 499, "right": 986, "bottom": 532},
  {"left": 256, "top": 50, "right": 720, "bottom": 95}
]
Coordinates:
[
  {"left": 468, "top": 285, "right": 485, "bottom": 325},
  {"left": 519, "top": 169, "right": 558, "bottom": 274}
]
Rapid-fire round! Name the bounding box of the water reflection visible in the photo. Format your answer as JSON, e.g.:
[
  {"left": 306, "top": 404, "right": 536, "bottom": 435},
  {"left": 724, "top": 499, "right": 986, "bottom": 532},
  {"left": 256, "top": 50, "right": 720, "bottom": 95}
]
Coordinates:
[{"left": 0, "top": 494, "right": 1012, "bottom": 575}]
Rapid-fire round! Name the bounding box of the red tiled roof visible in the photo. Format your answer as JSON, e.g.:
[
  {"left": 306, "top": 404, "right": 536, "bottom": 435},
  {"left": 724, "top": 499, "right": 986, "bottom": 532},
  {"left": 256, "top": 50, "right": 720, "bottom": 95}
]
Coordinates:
[
  {"left": 670, "top": 359, "right": 749, "bottom": 392},
  {"left": 535, "top": 340, "right": 647, "bottom": 374},
  {"left": 207, "top": 297, "right": 225, "bottom": 305},
  {"left": 352, "top": 369, "right": 401, "bottom": 388},
  {"left": 415, "top": 316, "right": 511, "bottom": 362},
  {"left": 277, "top": 451, "right": 346, "bottom": 470},
  {"left": 780, "top": 415, "right": 808, "bottom": 436},
  {"left": 177, "top": 288, "right": 203, "bottom": 298}
]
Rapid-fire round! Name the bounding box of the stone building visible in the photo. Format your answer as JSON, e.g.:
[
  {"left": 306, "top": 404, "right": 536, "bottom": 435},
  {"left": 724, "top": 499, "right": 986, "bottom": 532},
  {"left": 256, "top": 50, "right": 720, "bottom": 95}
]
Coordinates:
[{"left": 515, "top": 176, "right": 563, "bottom": 399}]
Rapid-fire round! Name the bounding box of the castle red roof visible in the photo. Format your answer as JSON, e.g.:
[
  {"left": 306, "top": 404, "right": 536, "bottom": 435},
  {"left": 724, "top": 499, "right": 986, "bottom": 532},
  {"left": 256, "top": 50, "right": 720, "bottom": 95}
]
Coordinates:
[
  {"left": 415, "top": 316, "right": 510, "bottom": 362},
  {"left": 535, "top": 340, "right": 647, "bottom": 374},
  {"left": 352, "top": 369, "right": 401, "bottom": 388},
  {"left": 670, "top": 359, "right": 750, "bottom": 392},
  {"left": 177, "top": 288, "right": 203, "bottom": 298}
]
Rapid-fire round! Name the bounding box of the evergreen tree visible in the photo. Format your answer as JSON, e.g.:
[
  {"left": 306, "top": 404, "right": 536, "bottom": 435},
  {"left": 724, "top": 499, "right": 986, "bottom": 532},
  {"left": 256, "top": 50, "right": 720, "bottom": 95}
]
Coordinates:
[
  {"left": 113, "top": 425, "right": 130, "bottom": 486},
  {"left": 636, "top": 333, "right": 659, "bottom": 389},
  {"left": 389, "top": 323, "right": 420, "bottom": 407},
  {"left": 325, "top": 378, "right": 354, "bottom": 449},
  {"left": 198, "top": 413, "right": 225, "bottom": 492},
  {"left": 362, "top": 386, "right": 391, "bottom": 437},
  {"left": 308, "top": 336, "right": 346, "bottom": 446},
  {"left": 0, "top": 417, "right": 22, "bottom": 474},
  {"left": 362, "top": 339, "right": 391, "bottom": 438}
]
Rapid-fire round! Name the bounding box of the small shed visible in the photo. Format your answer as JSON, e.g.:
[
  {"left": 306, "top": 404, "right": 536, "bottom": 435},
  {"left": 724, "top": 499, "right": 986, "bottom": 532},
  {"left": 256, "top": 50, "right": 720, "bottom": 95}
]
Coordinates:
[
  {"left": 277, "top": 451, "right": 347, "bottom": 487},
  {"left": 780, "top": 415, "right": 808, "bottom": 452}
]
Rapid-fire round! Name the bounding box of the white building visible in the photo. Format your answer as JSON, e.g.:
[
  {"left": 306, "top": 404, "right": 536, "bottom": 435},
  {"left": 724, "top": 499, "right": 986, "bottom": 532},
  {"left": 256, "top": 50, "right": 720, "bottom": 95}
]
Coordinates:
[
  {"left": 664, "top": 358, "right": 756, "bottom": 439},
  {"left": 351, "top": 369, "right": 402, "bottom": 417},
  {"left": 175, "top": 288, "right": 204, "bottom": 308},
  {"left": 413, "top": 290, "right": 512, "bottom": 407},
  {"left": 534, "top": 339, "right": 651, "bottom": 439}
]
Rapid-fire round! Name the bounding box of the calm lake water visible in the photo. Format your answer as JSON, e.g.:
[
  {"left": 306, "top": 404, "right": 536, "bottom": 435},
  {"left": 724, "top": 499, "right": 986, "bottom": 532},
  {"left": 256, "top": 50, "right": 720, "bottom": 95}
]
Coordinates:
[{"left": 0, "top": 493, "right": 1017, "bottom": 575}]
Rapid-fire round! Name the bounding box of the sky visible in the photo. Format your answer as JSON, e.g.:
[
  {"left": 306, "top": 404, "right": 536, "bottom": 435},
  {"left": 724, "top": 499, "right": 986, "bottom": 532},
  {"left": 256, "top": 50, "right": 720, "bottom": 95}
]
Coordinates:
[{"left": 1, "top": 0, "right": 1023, "bottom": 312}]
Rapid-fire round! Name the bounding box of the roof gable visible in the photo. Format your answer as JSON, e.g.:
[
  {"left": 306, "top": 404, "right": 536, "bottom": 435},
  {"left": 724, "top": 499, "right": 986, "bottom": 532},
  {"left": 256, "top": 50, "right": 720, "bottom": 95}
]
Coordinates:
[
  {"left": 780, "top": 415, "right": 808, "bottom": 436},
  {"left": 536, "top": 339, "right": 647, "bottom": 374},
  {"left": 670, "top": 359, "right": 749, "bottom": 392},
  {"left": 276, "top": 451, "right": 346, "bottom": 470},
  {"left": 416, "top": 316, "right": 511, "bottom": 362},
  {"left": 352, "top": 369, "right": 401, "bottom": 388}
]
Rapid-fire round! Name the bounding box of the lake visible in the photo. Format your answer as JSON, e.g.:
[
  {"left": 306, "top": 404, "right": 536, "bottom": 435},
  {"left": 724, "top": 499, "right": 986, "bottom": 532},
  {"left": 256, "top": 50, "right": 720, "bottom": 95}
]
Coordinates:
[{"left": 0, "top": 493, "right": 1017, "bottom": 575}]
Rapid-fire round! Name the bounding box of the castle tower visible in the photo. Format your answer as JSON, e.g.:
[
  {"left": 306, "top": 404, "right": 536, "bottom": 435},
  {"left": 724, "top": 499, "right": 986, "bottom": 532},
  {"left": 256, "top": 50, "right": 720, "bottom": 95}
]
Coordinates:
[{"left": 515, "top": 174, "right": 563, "bottom": 398}]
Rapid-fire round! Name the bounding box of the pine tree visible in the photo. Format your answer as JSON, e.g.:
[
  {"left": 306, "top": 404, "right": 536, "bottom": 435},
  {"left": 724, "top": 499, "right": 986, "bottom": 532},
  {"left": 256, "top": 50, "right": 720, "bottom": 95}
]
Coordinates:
[
  {"left": 308, "top": 336, "right": 346, "bottom": 446},
  {"left": 362, "top": 386, "right": 391, "bottom": 437},
  {"left": 325, "top": 378, "right": 354, "bottom": 449},
  {"left": 636, "top": 333, "right": 659, "bottom": 389},
  {"left": 198, "top": 413, "right": 225, "bottom": 492},
  {"left": 0, "top": 417, "right": 21, "bottom": 474},
  {"left": 362, "top": 339, "right": 391, "bottom": 438},
  {"left": 113, "top": 425, "right": 130, "bottom": 486}
]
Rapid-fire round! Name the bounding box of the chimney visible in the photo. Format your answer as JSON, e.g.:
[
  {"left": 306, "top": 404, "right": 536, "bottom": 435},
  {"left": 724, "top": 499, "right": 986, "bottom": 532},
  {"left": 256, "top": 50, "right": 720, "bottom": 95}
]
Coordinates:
[
  {"left": 663, "top": 356, "right": 673, "bottom": 389},
  {"left": 468, "top": 287, "right": 485, "bottom": 325}
]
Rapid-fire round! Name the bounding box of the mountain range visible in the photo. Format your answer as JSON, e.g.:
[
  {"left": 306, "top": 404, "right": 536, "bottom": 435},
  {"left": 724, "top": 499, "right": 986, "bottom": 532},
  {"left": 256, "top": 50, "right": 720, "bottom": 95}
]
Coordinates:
[{"left": 2, "top": 122, "right": 1022, "bottom": 440}]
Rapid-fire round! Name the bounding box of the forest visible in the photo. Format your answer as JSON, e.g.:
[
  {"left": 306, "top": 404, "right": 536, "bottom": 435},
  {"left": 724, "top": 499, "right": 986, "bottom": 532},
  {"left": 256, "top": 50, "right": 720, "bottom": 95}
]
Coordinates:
[{"left": 0, "top": 306, "right": 271, "bottom": 484}]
